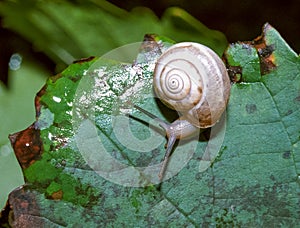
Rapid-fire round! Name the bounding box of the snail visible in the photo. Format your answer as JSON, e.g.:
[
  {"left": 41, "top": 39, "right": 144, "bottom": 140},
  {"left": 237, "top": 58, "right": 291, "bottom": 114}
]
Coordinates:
[{"left": 134, "top": 42, "right": 231, "bottom": 179}]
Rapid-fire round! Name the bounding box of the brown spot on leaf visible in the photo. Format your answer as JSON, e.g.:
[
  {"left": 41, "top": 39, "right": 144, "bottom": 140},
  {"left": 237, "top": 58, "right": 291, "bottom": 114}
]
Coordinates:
[
  {"left": 259, "top": 53, "right": 276, "bottom": 75},
  {"left": 224, "top": 24, "right": 277, "bottom": 79},
  {"left": 227, "top": 66, "right": 242, "bottom": 83},
  {"left": 143, "top": 34, "right": 157, "bottom": 42},
  {"left": 73, "top": 56, "right": 95, "bottom": 64},
  {"left": 51, "top": 190, "right": 63, "bottom": 200},
  {"left": 245, "top": 104, "right": 257, "bottom": 114},
  {"left": 9, "top": 124, "right": 43, "bottom": 169},
  {"left": 35, "top": 84, "right": 47, "bottom": 118},
  {"left": 282, "top": 151, "right": 291, "bottom": 159},
  {"left": 252, "top": 25, "right": 277, "bottom": 75},
  {"left": 222, "top": 53, "right": 242, "bottom": 83}
]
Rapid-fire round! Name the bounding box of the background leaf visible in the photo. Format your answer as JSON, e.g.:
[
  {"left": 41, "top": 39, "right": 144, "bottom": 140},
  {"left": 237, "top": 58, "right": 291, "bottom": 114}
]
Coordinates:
[
  {"left": 1, "top": 24, "right": 299, "bottom": 226},
  {"left": 0, "top": 61, "right": 47, "bottom": 210},
  {"left": 0, "top": 0, "right": 227, "bottom": 70}
]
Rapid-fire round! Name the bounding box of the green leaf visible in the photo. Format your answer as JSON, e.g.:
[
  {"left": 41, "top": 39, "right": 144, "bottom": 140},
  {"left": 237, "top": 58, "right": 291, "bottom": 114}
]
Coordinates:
[
  {"left": 0, "top": 0, "right": 227, "bottom": 70},
  {"left": 0, "top": 0, "right": 227, "bottom": 211},
  {"left": 2, "top": 24, "right": 300, "bottom": 227},
  {"left": 0, "top": 0, "right": 227, "bottom": 210}
]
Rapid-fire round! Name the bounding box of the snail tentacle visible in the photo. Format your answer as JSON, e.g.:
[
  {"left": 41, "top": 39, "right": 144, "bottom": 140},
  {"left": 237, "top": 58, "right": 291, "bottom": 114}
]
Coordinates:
[{"left": 133, "top": 105, "right": 198, "bottom": 179}]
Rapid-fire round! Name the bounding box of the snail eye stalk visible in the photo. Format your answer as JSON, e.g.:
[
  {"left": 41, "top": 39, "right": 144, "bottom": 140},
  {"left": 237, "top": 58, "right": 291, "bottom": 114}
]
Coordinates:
[{"left": 132, "top": 105, "right": 176, "bottom": 180}]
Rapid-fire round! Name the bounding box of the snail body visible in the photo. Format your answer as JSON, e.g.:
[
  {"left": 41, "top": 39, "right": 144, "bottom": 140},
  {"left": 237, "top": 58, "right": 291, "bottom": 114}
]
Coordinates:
[{"left": 135, "top": 42, "right": 230, "bottom": 179}]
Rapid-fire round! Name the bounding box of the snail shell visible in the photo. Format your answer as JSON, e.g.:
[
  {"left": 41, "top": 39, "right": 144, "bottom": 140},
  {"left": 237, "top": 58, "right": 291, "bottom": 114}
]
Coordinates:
[{"left": 153, "top": 42, "right": 230, "bottom": 129}]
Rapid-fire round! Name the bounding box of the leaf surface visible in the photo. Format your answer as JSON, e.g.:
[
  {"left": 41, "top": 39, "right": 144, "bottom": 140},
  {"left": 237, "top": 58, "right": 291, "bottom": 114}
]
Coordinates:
[
  {"left": 2, "top": 24, "right": 300, "bottom": 227},
  {"left": 0, "top": 0, "right": 227, "bottom": 209}
]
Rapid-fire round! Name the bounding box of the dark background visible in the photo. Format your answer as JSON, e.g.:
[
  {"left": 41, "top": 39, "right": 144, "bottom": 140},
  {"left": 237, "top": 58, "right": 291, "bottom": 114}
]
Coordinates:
[{"left": 110, "top": 0, "right": 300, "bottom": 51}]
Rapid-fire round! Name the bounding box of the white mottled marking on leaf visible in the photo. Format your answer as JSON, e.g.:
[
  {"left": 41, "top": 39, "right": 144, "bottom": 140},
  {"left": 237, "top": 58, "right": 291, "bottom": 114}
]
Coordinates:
[
  {"left": 120, "top": 80, "right": 145, "bottom": 101},
  {"left": 53, "top": 96, "right": 61, "bottom": 103}
]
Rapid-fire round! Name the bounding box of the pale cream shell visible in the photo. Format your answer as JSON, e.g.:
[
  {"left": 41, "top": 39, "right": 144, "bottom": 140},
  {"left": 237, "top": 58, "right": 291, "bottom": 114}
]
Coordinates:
[{"left": 153, "top": 42, "right": 230, "bottom": 128}]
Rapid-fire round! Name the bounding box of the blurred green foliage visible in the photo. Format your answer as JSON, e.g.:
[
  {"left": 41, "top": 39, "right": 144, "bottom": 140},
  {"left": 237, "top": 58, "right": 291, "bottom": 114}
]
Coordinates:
[{"left": 0, "top": 0, "right": 227, "bottom": 71}]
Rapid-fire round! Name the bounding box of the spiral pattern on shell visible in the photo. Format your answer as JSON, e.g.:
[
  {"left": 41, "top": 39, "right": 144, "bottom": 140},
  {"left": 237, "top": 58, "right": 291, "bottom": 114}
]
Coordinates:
[{"left": 153, "top": 42, "right": 230, "bottom": 128}]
